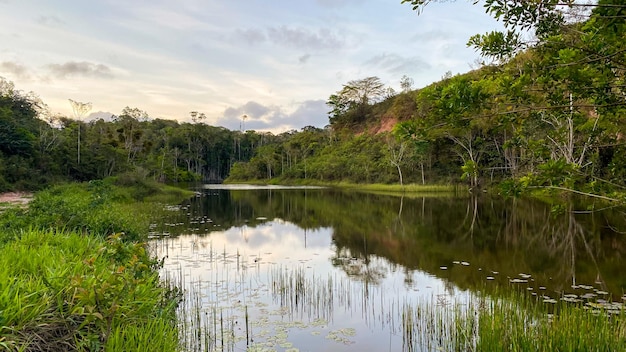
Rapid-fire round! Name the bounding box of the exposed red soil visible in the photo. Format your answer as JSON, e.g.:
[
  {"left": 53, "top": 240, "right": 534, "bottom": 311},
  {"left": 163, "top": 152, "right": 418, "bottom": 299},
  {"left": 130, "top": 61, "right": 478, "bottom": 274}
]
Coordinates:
[{"left": 369, "top": 115, "right": 398, "bottom": 135}]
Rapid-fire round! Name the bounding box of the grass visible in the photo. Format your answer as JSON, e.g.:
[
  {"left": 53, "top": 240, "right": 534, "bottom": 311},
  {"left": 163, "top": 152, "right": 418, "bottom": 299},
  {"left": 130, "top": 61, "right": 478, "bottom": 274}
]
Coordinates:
[
  {"left": 328, "top": 182, "right": 459, "bottom": 193},
  {"left": 225, "top": 179, "right": 460, "bottom": 195},
  {"left": 0, "top": 230, "right": 181, "bottom": 351},
  {"left": 468, "top": 289, "right": 626, "bottom": 351},
  {"left": 398, "top": 287, "right": 626, "bottom": 352},
  {"left": 0, "top": 179, "right": 193, "bottom": 351},
  {"left": 0, "top": 179, "right": 194, "bottom": 242}
]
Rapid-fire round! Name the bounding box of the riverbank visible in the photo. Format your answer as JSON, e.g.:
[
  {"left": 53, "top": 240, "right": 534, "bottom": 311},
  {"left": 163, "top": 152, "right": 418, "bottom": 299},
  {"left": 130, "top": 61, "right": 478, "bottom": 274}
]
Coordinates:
[
  {"left": 0, "top": 180, "right": 193, "bottom": 351},
  {"left": 226, "top": 179, "right": 461, "bottom": 194},
  {"left": 0, "top": 192, "right": 33, "bottom": 207}
]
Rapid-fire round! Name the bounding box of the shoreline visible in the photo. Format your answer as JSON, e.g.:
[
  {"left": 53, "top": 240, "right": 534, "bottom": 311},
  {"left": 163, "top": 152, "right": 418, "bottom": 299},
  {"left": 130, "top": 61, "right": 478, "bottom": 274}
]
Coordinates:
[{"left": 0, "top": 192, "right": 34, "bottom": 205}]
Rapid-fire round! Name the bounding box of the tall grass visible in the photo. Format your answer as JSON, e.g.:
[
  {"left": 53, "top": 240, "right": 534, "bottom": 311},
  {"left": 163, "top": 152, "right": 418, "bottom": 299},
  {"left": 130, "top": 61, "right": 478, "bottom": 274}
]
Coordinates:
[
  {"left": 0, "top": 230, "right": 181, "bottom": 351},
  {"left": 396, "top": 287, "right": 626, "bottom": 351},
  {"left": 0, "top": 180, "right": 193, "bottom": 351},
  {"left": 333, "top": 182, "right": 460, "bottom": 194},
  {"left": 470, "top": 289, "right": 626, "bottom": 351},
  {"left": 0, "top": 180, "right": 193, "bottom": 242}
]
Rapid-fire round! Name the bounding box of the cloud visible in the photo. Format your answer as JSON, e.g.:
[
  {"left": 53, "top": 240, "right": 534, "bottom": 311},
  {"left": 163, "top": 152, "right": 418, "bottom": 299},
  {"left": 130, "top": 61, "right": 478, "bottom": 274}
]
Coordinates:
[
  {"left": 217, "top": 100, "right": 328, "bottom": 132},
  {"left": 315, "top": 0, "right": 364, "bottom": 8},
  {"left": 86, "top": 111, "right": 115, "bottom": 122},
  {"left": 46, "top": 61, "right": 113, "bottom": 79},
  {"left": 234, "top": 28, "right": 267, "bottom": 45},
  {"left": 365, "top": 53, "right": 431, "bottom": 75},
  {"left": 410, "top": 30, "right": 453, "bottom": 43},
  {"left": 37, "top": 15, "right": 64, "bottom": 27},
  {"left": 1, "top": 61, "right": 30, "bottom": 79},
  {"left": 234, "top": 26, "right": 345, "bottom": 51},
  {"left": 267, "top": 26, "right": 344, "bottom": 51},
  {"left": 223, "top": 101, "right": 272, "bottom": 120},
  {"left": 286, "top": 100, "right": 329, "bottom": 128},
  {"left": 299, "top": 54, "right": 311, "bottom": 64}
]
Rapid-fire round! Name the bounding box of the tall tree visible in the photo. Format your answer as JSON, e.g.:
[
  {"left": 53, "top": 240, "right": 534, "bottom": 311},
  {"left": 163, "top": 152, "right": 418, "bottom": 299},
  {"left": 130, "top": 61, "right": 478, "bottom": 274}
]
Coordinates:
[
  {"left": 68, "top": 99, "right": 92, "bottom": 165},
  {"left": 327, "top": 77, "right": 386, "bottom": 128}
]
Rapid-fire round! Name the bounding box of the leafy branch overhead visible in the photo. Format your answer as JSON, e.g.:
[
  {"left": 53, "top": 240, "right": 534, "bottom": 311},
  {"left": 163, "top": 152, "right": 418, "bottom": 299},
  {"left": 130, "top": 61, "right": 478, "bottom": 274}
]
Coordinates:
[{"left": 402, "top": 0, "right": 626, "bottom": 62}]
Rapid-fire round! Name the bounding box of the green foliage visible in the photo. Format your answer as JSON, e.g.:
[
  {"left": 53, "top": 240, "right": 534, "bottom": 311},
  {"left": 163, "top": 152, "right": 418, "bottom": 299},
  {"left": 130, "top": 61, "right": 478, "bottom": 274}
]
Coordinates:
[
  {"left": 0, "top": 94, "right": 38, "bottom": 156},
  {"left": 0, "top": 78, "right": 273, "bottom": 190},
  {"left": 0, "top": 181, "right": 189, "bottom": 242},
  {"left": 2, "top": 0, "right": 626, "bottom": 201},
  {"left": 470, "top": 289, "right": 626, "bottom": 351},
  {"left": 327, "top": 76, "right": 387, "bottom": 128},
  {"left": 0, "top": 230, "right": 180, "bottom": 351},
  {"left": 460, "top": 160, "right": 479, "bottom": 183},
  {"left": 467, "top": 30, "right": 522, "bottom": 63}
]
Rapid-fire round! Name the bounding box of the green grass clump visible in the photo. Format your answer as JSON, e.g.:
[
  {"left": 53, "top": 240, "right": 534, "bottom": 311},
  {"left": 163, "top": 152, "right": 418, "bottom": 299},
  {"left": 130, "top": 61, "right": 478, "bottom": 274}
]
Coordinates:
[
  {"left": 0, "top": 230, "right": 181, "bottom": 351},
  {"left": 0, "top": 179, "right": 193, "bottom": 242},
  {"left": 0, "top": 179, "right": 192, "bottom": 351},
  {"left": 474, "top": 294, "right": 626, "bottom": 351},
  {"left": 396, "top": 289, "right": 626, "bottom": 351}
]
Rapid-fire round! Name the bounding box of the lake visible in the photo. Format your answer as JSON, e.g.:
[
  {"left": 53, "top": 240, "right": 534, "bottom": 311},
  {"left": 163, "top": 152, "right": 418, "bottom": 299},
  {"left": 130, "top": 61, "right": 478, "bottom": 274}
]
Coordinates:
[{"left": 149, "top": 185, "right": 626, "bottom": 351}]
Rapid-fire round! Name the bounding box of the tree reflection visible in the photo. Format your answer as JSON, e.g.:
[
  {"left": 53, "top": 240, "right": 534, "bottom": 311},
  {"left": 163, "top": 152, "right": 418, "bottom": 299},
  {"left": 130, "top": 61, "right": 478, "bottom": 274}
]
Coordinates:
[
  {"left": 163, "top": 187, "right": 626, "bottom": 299},
  {"left": 330, "top": 247, "right": 387, "bottom": 285}
]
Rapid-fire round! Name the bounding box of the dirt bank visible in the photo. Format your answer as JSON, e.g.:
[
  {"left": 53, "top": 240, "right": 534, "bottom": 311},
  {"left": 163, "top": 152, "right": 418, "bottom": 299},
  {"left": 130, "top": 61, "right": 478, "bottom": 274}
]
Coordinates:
[{"left": 0, "top": 192, "right": 33, "bottom": 206}]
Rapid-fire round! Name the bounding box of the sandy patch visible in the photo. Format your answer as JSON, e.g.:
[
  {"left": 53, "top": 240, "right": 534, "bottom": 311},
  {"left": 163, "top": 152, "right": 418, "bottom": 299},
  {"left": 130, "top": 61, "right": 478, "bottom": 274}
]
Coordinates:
[{"left": 0, "top": 192, "right": 34, "bottom": 205}]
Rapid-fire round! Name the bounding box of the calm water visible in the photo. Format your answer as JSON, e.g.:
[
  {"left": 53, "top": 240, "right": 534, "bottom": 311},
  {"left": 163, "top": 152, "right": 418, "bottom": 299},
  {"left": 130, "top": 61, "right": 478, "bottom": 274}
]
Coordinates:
[{"left": 149, "top": 185, "right": 626, "bottom": 351}]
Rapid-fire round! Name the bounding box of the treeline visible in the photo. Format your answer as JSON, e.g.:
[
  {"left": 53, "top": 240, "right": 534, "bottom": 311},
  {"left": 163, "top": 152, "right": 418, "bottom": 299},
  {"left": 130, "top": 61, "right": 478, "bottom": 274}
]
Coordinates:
[
  {"left": 3, "top": 0, "right": 625, "bottom": 198},
  {"left": 230, "top": 0, "right": 626, "bottom": 198},
  {"left": 0, "top": 80, "right": 283, "bottom": 191}
]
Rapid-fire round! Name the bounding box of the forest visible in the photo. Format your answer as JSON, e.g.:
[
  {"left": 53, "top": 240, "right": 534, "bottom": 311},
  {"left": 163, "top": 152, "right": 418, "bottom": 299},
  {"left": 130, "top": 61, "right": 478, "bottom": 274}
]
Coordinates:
[{"left": 2, "top": 0, "right": 625, "bottom": 202}]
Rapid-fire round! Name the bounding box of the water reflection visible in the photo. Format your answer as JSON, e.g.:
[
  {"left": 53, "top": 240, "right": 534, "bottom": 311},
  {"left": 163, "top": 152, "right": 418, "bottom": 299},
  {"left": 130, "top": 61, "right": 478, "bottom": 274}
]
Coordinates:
[
  {"left": 150, "top": 186, "right": 626, "bottom": 351},
  {"left": 152, "top": 219, "right": 460, "bottom": 351}
]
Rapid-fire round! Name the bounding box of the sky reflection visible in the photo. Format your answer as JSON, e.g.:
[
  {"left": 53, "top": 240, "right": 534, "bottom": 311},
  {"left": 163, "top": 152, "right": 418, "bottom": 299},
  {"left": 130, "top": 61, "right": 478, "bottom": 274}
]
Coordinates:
[{"left": 150, "top": 218, "right": 467, "bottom": 351}]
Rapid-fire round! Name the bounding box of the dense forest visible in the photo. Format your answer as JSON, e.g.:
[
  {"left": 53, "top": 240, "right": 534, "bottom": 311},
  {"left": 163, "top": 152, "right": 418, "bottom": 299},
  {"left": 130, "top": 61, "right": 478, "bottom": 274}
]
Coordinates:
[
  {"left": 231, "top": 0, "right": 626, "bottom": 199},
  {"left": 0, "top": 78, "right": 279, "bottom": 191},
  {"left": 2, "top": 0, "right": 625, "bottom": 200}
]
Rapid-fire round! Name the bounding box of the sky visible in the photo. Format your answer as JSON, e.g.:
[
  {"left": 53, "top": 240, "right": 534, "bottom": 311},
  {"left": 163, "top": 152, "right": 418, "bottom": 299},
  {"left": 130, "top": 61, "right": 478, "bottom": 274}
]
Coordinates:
[{"left": 0, "top": 0, "right": 503, "bottom": 133}]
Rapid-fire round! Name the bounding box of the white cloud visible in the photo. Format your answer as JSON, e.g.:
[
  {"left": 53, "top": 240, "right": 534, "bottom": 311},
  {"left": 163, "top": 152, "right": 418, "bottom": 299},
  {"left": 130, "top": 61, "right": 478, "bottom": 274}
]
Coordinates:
[
  {"left": 36, "top": 15, "right": 64, "bottom": 27},
  {"left": 46, "top": 61, "right": 114, "bottom": 79},
  {"left": 217, "top": 99, "right": 328, "bottom": 133},
  {"left": 0, "top": 0, "right": 504, "bottom": 131},
  {"left": 365, "top": 53, "right": 431, "bottom": 75},
  {"left": 1, "top": 61, "right": 30, "bottom": 80}
]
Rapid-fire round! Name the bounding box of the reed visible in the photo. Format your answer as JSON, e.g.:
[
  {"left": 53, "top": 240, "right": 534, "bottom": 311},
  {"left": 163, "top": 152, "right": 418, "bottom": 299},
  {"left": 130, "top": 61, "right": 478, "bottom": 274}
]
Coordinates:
[
  {"left": 470, "top": 289, "right": 626, "bottom": 351},
  {"left": 159, "top": 238, "right": 624, "bottom": 351}
]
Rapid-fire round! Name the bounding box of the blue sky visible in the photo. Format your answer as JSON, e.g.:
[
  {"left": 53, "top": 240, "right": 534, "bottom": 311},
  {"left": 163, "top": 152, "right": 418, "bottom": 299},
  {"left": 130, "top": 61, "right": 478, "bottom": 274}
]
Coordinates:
[{"left": 0, "top": 0, "right": 502, "bottom": 132}]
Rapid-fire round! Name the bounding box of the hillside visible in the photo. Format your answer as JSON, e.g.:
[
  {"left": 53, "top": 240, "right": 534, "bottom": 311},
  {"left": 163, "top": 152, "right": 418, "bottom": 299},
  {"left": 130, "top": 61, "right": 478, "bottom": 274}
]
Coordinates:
[{"left": 229, "top": 2, "right": 626, "bottom": 199}]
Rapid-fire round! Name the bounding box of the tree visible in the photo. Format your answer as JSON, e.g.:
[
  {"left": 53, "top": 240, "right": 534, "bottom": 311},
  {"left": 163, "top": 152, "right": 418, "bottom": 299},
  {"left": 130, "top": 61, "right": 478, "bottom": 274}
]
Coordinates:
[
  {"left": 394, "top": 121, "right": 431, "bottom": 184},
  {"left": 114, "top": 107, "right": 149, "bottom": 164},
  {"left": 386, "top": 136, "right": 407, "bottom": 187},
  {"left": 400, "top": 75, "right": 414, "bottom": 93},
  {"left": 402, "top": 0, "right": 626, "bottom": 194},
  {"left": 342, "top": 76, "right": 386, "bottom": 106},
  {"left": 327, "top": 77, "right": 386, "bottom": 128},
  {"left": 68, "top": 99, "right": 92, "bottom": 165}
]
